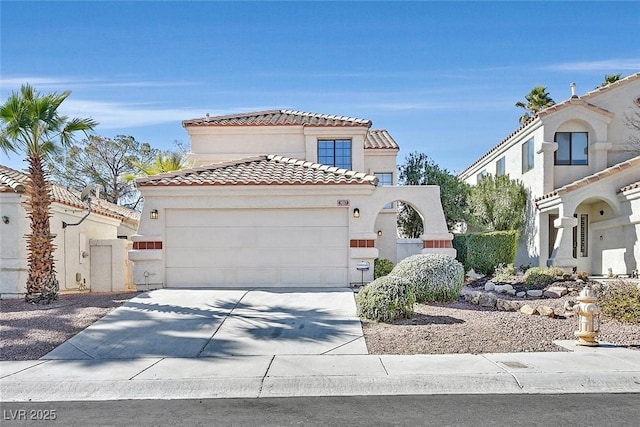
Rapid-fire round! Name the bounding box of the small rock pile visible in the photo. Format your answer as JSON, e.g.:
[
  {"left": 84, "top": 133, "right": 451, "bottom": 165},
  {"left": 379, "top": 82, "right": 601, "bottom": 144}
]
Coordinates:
[{"left": 461, "top": 280, "right": 590, "bottom": 319}]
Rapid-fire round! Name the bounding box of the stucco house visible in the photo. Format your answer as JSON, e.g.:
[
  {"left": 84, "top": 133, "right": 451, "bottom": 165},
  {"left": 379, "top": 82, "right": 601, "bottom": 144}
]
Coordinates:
[
  {"left": 459, "top": 73, "right": 640, "bottom": 276},
  {"left": 0, "top": 164, "right": 140, "bottom": 298},
  {"left": 130, "top": 110, "right": 454, "bottom": 288}
]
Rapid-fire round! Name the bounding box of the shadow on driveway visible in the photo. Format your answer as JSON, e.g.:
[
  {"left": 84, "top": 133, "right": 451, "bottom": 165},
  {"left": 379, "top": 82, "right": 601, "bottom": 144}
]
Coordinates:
[{"left": 42, "top": 288, "right": 367, "bottom": 360}]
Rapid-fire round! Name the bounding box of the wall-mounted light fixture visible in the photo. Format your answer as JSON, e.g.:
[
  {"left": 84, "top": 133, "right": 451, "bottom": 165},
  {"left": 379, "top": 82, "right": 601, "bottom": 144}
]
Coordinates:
[
  {"left": 1, "top": 216, "right": 9, "bottom": 224},
  {"left": 150, "top": 209, "right": 159, "bottom": 220},
  {"left": 353, "top": 208, "right": 360, "bottom": 218},
  {"left": 377, "top": 230, "right": 383, "bottom": 236}
]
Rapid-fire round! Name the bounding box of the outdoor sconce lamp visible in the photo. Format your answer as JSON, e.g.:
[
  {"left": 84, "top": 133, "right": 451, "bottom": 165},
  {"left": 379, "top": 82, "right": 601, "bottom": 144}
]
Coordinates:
[
  {"left": 377, "top": 230, "right": 383, "bottom": 236},
  {"left": 150, "top": 209, "right": 159, "bottom": 220},
  {"left": 2, "top": 216, "right": 9, "bottom": 224},
  {"left": 353, "top": 208, "right": 360, "bottom": 218}
]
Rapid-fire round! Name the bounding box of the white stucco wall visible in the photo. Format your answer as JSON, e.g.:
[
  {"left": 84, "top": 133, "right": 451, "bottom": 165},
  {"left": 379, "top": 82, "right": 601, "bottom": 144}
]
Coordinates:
[{"left": 0, "top": 195, "right": 127, "bottom": 298}]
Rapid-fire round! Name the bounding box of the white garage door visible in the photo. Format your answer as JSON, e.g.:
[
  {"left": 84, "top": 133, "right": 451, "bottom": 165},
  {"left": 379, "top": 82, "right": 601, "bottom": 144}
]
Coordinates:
[{"left": 165, "top": 208, "right": 348, "bottom": 287}]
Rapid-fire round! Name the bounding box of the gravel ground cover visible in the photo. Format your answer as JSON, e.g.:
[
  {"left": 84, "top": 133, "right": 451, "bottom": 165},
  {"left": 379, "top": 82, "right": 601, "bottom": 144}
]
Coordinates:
[
  {"left": 0, "top": 292, "right": 138, "bottom": 360},
  {"left": 363, "top": 279, "right": 640, "bottom": 354}
]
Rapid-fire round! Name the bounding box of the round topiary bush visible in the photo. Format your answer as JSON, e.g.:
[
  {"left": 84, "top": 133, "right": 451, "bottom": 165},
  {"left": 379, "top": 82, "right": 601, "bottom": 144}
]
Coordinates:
[
  {"left": 390, "top": 254, "right": 464, "bottom": 303},
  {"left": 356, "top": 275, "right": 415, "bottom": 323}
]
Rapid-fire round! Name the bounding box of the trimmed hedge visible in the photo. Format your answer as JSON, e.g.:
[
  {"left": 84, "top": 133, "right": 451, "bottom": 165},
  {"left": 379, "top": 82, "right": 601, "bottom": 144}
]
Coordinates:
[
  {"left": 374, "top": 258, "right": 395, "bottom": 279},
  {"left": 457, "top": 230, "right": 519, "bottom": 275},
  {"left": 452, "top": 234, "right": 469, "bottom": 272},
  {"left": 356, "top": 275, "right": 416, "bottom": 322},
  {"left": 391, "top": 254, "right": 464, "bottom": 303}
]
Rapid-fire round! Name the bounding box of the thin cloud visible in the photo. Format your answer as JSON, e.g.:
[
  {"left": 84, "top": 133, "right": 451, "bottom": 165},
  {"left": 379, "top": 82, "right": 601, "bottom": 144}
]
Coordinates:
[
  {"left": 545, "top": 58, "right": 640, "bottom": 72},
  {"left": 60, "top": 100, "right": 212, "bottom": 129},
  {"left": 0, "top": 76, "right": 200, "bottom": 92}
]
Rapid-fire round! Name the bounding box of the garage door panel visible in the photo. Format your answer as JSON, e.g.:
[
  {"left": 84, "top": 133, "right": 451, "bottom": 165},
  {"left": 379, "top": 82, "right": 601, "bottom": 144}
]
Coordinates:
[
  {"left": 165, "top": 208, "right": 348, "bottom": 287},
  {"left": 166, "top": 226, "right": 346, "bottom": 249},
  {"left": 167, "top": 247, "right": 347, "bottom": 269}
]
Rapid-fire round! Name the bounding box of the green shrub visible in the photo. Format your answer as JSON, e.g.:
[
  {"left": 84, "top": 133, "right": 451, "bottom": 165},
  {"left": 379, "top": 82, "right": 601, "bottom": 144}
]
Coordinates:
[
  {"left": 598, "top": 280, "right": 640, "bottom": 323},
  {"left": 391, "top": 254, "right": 464, "bottom": 303},
  {"left": 494, "top": 263, "right": 517, "bottom": 281},
  {"left": 356, "top": 275, "right": 416, "bottom": 322},
  {"left": 548, "top": 267, "right": 565, "bottom": 277},
  {"left": 464, "top": 230, "right": 519, "bottom": 274},
  {"left": 452, "top": 234, "right": 469, "bottom": 271},
  {"left": 524, "top": 267, "right": 557, "bottom": 287},
  {"left": 374, "top": 258, "right": 395, "bottom": 279}
]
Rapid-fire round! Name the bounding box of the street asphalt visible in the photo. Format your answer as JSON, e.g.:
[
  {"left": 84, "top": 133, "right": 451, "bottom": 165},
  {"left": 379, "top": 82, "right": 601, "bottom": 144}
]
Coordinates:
[{"left": 1, "top": 288, "right": 639, "bottom": 402}]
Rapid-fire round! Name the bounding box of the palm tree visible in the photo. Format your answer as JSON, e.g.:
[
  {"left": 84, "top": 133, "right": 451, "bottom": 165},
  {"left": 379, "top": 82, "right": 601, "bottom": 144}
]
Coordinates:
[
  {"left": 598, "top": 74, "right": 622, "bottom": 88},
  {"left": 0, "top": 85, "right": 97, "bottom": 303},
  {"left": 131, "top": 151, "right": 191, "bottom": 176},
  {"left": 515, "top": 86, "right": 555, "bottom": 125},
  {"left": 124, "top": 151, "right": 191, "bottom": 210}
]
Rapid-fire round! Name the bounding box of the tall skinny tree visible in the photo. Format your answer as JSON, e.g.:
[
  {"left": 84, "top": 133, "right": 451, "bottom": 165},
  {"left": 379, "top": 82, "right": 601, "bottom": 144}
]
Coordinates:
[
  {"left": 515, "top": 86, "right": 555, "bottom": 125},
  {"left": 0, "top": 85, "right": 97, "bottom": 303}
]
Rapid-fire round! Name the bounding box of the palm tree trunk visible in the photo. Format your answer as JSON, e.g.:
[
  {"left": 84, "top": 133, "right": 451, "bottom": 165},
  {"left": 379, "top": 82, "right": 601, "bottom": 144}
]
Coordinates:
[{"left": 24, "top": 154, "right": 59, "bottom": 303}]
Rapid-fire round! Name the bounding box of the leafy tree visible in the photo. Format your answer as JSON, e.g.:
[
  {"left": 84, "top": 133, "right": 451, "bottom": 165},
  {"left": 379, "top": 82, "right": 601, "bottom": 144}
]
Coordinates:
[
  {"left": 397, "top": 152, "right": 470, "bottom": 236},
  {"left": 515, "top": 86, "right": 555, "bottom": 125},
  {"left": 467, "top": 174, "right": 527, "bottom": 232},
  {"left": 0, "top": 84, "right": 96, "bottom": 303},
  {"left": 598, "top": 74, "right": 622, "bottom": 88},
  {"left": 624, "top": 99, "right": 640, "bottom": 153},
  {"left": 48, "top": 135, "right": 157, "bottom": 206}
]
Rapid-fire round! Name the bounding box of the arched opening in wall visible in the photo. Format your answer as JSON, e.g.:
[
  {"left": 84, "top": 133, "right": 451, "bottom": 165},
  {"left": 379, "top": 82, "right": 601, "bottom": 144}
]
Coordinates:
[
  {"left": 396, "top": 202, "right": 425, "bottom": 238},
  {"left": 373, "top": 200, "right": 426, "bottom": 265}
]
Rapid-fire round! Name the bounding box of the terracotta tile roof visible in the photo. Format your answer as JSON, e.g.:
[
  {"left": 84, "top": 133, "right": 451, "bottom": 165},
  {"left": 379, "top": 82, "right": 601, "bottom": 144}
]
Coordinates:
[
  {"left": 0, "top": 164, "right": 140, "bottom": 225},
  {"left": 137, "top": 155, "right": 379, "bottom": 187},
  {"left": 365, "top": 129, "right": 399, "bottom": 149},
  {"left": 535, "top": 155, "right": 640, "bottom": 202},
  {"left": 459, "top": 72, "right": 640, "bottom": 178},
  {"left": 182, "top": 109, "right": 372, "bottom": 128}
]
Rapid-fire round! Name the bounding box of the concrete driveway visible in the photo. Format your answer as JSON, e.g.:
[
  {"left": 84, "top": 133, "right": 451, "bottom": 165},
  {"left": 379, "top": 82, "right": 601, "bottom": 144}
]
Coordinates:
[{"left": 42, "top": 288, "right": 367, "bottom": 360}]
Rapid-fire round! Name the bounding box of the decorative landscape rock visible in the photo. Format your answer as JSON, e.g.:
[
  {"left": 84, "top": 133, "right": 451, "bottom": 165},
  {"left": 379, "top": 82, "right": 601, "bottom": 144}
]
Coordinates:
[
  {"left": 478, "top": 293, "right": 498, "bottom": 308},
  {"left": 516, "top": 291, "right": 526, "bottom": 298},
  {"left": 527, "top": 290, "right": 543, "bottom": 297},
  {"left": 536, "top": 306, "right": 555, "bottom": 318},
  {"left": 484, "top": 281, "right": 496, "bottom": 291},
  {"left": 494, "top": 284, "right": 514, "bottom": 294},
  {"left": 496, "top": 299, "right": 521, "bottom": 312},
  {"left": 543, "top": 286, "right": 568, "bottom": 299},
  {"left": 520, "top": 304, "right": 538, "bottom": 315}
]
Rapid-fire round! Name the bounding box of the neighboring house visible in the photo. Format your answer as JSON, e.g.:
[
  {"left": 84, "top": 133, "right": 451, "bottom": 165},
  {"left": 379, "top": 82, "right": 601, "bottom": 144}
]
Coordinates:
[
  {"left": 130, "top": 110, "right": 454, "bottom": 288},
  {"left": 0, "top": 165, "right": 140, "bottom": 298},
  {"left": 459, "top": 73, "right": 640, "bottom": 276}
]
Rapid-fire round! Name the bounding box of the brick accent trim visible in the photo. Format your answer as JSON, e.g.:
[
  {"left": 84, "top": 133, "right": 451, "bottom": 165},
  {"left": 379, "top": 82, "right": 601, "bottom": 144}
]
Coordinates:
[
  {"left": 423, "top": 240, "right": 452, "bottom": 249},
  {"left": 133, "top": 241, "right": 163, "bottom": 250},
  {"left": 350, "top": 239, "right": 375, "bottom": 248}
]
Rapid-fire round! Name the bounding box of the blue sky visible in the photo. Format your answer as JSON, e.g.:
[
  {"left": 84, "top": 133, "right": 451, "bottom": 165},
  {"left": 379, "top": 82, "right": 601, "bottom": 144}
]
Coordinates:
[{"left": 1, "top": 1, "right": 639, "bottom": 174}]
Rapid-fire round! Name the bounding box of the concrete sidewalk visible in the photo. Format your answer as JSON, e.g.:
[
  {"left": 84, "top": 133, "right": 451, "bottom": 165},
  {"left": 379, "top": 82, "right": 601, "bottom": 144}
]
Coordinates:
[{"left": 2, "top": 341, "right": 639, "bottom": 402}]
